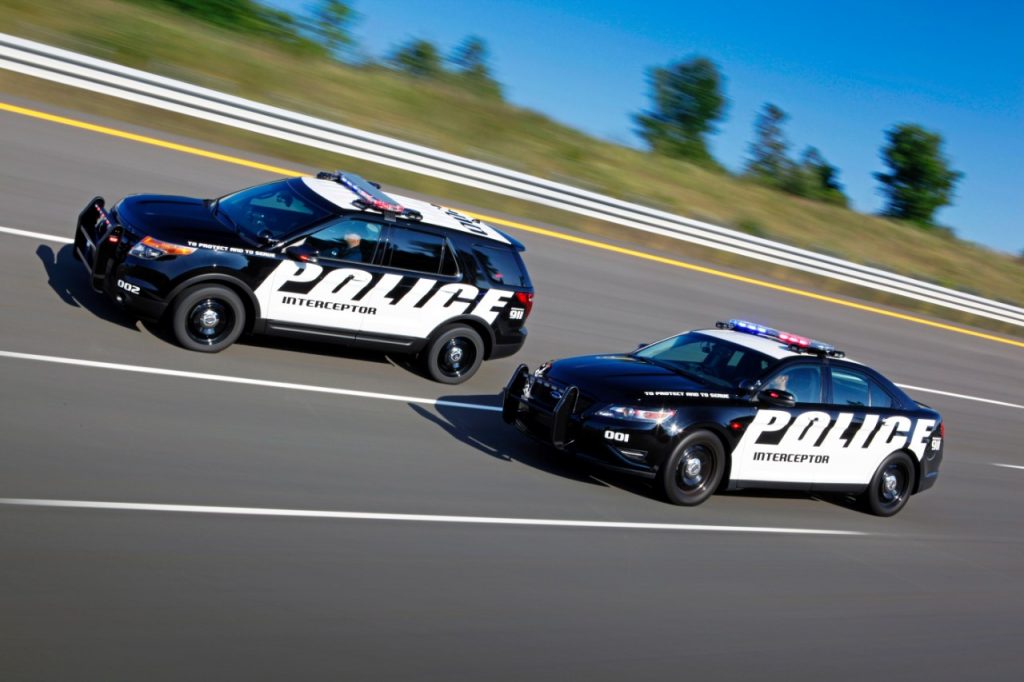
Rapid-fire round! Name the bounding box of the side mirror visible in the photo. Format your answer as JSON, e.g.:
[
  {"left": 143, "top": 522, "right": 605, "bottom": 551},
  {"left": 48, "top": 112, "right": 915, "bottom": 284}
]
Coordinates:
[
  {"left": 285, "top": 243, "right": 319, "bottom": 264},
  {"left": 636, "top": 342, "right": 649, "bottom": 350},
  {"left": 756, "top": 388, "right": 796, "bottom": 408}
]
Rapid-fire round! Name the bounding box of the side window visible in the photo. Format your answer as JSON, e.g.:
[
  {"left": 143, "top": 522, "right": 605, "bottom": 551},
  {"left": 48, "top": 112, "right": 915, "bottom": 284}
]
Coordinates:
[
  {"left": 306, "top": 219, "right": 382, "bottom": 263},
  {"left": 764, "top": 364, "right": 823, "bottom": 404},
  {"left": 868, "top": 380, "right": 898, "bottom": 409},
  {"left": 385, "top": 227, "right": 457, "bottom": 276},
  {"left": 830, "top": 367, "right": 870, "bottom": 407},
  {"left": 830, "top": 366, "right": 898, "bottom": 408}
]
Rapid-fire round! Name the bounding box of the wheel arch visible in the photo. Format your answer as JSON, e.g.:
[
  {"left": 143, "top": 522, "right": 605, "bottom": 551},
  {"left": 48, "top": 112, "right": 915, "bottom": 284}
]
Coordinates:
[
  {"left": 898, "top": 447, "right": 924, "bottom": 494},
  {"left": 680, "top": 422, "right": 734, "bottom": 489},
  {"left": 429, "top": 315, "right": 495, "bottom": 359},
  {"left": 167, "top": 274, "right": 261, "bottom": 333}
]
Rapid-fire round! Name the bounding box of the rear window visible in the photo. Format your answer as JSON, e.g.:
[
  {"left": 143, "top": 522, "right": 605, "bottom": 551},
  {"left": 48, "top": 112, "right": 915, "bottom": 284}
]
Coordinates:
[{"left": 474, "top": 245, "right": 531, "bottom": 288}]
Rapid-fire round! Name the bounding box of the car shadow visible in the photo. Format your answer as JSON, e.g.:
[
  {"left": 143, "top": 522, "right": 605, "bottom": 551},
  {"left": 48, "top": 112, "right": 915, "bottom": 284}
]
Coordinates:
[
  {"left": 36, "top": 243, "right": 139, "bottom": 330},
  {"left": 409, "top": 394, "right": 659, "bottom": 496},
  {"left": 240, "top": 333, "right": 405, "bottom": 368},
  {"left": 720, "top": 487, "right": 865, "bottom": 513}
]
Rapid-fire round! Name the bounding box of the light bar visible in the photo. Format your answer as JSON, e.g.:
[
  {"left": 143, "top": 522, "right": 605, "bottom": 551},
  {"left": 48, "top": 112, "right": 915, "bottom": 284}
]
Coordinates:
[
  {"left": 318, "top": 171, "right": 404, "bottom": 213},
  {"left": 717, "top": 319, "right": 843, "bottom": 356}
]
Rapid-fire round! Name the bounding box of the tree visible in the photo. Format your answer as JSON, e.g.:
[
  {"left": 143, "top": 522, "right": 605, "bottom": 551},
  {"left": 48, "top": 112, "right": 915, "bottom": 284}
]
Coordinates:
[
  {"left": 875, "top": 124, "right": 963, "bottom": 226},
  {"left": 791, "top": 146, "right": 848, "bottom": 206},
  {"left": 449, "top": 36, "right": 502, "bottom": 98},
  {"left": 634, "top": 56, "right": 727, "bottom": 166},
  {"left": 312, "top": 0, "right": 356, "bottom": 59},
  {"left": 390, "top": 39, "right": 443, "bottom": 78},
  {"left": 746, "top": 103, "right": 793, "bottom": 184}
]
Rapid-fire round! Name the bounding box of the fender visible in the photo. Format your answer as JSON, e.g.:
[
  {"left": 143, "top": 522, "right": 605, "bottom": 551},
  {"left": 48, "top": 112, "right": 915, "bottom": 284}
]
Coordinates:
[
  {"left": 427, "top": 313, "right": 497, "bottom": 358},
  {"left": 167, "top": 273, "right": 262, "bottom": 324}
]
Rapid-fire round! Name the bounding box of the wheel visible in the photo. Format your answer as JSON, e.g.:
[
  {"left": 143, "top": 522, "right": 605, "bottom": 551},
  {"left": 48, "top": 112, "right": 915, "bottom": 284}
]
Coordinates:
[
  {"left": 422, "top": 325, "right": 484, "bottom": 384},
  {"left": 657, "top": 431, "right": 725, "bottom": 506},
  {"left": 864, "top": 451, "right": 915, "bottom": 517},
  {"left": 170, "top": 284, "right": 245, "bottom": 353}
]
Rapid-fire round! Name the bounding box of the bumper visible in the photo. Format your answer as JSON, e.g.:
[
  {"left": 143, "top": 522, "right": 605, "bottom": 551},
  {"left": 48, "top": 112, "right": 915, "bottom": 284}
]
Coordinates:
[
  {"left": 916, "top": 443, "right": 943, "bottom": 493},
  {"left": 75, "top": 198, "right": 168, "bottom": 322},
  {"left": 490, "top": 328, "right": 527, "bottom": 360},
  {"left": 501, "top": 365, "right": 663, "bottom": 478}
]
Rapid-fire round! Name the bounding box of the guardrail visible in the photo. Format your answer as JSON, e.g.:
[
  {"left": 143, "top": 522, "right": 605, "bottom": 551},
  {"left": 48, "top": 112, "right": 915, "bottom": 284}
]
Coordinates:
[{"left": 2, "top": 33, "right": 1022, "bottom": 328}]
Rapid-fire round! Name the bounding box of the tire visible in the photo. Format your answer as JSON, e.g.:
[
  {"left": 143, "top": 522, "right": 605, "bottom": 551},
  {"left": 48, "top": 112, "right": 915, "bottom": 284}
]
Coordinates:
[
  {"left": 657, "top": 431, "right": 725, "bottom": 506},
  {"left": 170, "top": 284, "right": 246, "bottom": 353},
  {"left": 864, "top": 451, "right": 915, "bottom": 517},
  {"left": 422, "top": 325, "right": 484, "bottom": 384}
]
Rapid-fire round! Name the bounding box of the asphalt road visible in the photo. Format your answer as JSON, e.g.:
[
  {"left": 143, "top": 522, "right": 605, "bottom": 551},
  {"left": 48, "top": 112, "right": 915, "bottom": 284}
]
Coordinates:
[{"left": 1, "top": 95, "right": 1022, "bottom": 681}]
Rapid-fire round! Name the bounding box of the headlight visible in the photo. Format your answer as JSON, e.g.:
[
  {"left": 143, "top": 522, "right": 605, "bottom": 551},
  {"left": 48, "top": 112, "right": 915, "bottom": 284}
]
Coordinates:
[
  {"left": 129, "top": 236, "right": 196, "bottom": 259},
  {"left": 596, "top": 405, "right": 676, "bottom": 423}
]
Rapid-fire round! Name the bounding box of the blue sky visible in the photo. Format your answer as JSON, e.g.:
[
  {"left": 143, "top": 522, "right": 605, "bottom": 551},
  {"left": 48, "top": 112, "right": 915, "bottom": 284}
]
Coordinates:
[{"left": 275, "top": 1, "right": 1022, "bottom": 254}]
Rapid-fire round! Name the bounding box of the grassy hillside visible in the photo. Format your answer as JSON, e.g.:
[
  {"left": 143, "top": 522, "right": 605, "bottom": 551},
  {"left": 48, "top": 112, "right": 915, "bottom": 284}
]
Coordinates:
[{"left": 2, "top": 0, "right": 1022, "bottom": 332}]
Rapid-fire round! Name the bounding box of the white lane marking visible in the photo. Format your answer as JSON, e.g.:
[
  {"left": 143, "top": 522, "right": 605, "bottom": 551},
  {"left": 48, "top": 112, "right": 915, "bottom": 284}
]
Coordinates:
[
  {"left": 0, "top": 498, "right": 866, "bottom": 536},
  {"left": 895, "top": 384, "right": 1024, "bottom": 410},
  {"left": 0, "top": 350, "right": 500, "bottom": 413},
  {"left": 0, "top": 224, "right": 72, "bottom": 243},
  {"left": 992, "top": 464, "right": 1024, "bottom": 471}
]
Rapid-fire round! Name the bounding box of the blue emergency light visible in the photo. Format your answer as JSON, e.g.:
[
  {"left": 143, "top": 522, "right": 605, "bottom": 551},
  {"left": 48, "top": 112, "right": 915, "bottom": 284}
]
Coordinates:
[{"left": 716, "top": 319, "right": 844, "bottom": 357}]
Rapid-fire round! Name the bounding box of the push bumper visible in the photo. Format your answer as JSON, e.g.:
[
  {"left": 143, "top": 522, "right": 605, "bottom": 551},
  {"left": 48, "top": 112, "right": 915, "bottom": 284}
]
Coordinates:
[{"left": 501, "top": 365, "right": 659, "bottom": 478}]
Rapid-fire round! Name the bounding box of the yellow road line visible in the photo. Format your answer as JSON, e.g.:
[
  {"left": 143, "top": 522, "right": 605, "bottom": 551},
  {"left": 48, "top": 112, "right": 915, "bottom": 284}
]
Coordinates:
[
  {"left": 0, "top": 102, "right": 303, "bottom": 176},
  {"left": 467, "top": 212, "right": 1024, "bottom": 349},
  {"left": 2, "top": 100, "right": 1022, "bottom": 350}
]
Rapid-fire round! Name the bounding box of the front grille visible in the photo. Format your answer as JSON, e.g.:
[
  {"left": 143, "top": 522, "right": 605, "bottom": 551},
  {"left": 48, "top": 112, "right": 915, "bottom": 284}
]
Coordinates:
[{"left": 527, "top": 376, "right": 593, "bottom": 414}]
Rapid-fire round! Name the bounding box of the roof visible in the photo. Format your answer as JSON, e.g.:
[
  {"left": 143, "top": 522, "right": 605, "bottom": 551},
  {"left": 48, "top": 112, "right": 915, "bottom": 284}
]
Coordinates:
[
  {"left": 699, "top": 328, "right": 859, "bottom": 363},
  {"left": 301, "top": 176, "right": 510, "bottom": 245},
  {"left": 698, "top": 328, "right": 799, "bottom": 359}
]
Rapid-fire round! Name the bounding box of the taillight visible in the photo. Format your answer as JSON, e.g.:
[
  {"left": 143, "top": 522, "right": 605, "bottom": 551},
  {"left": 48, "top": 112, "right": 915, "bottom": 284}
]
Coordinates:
[
  {"left": 514, "top": 291, "right": 534, "bottom": 319},
  {"left": 939, "top": 422, "right": 944, "bottom": 438}
]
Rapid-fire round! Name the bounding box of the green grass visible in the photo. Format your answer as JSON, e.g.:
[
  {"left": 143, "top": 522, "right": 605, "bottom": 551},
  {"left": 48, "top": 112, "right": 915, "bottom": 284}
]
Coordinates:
[{"left": 2, "top": 0, "right": 1023, "bottom": 338}]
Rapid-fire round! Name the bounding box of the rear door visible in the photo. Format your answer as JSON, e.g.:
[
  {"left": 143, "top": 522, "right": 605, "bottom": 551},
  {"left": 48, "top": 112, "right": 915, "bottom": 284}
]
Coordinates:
[{"left": 815, "top": 365, "right": 935, "bottom": 488}]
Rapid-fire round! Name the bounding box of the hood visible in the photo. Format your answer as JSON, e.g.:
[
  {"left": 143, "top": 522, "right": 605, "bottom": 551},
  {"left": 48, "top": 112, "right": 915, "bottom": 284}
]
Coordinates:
[
  {"left": 546, "top": 353, "right": 712, "bottom": 403},
  {"left": 116, "top": 195, "right": 249, "bottom": 246}
]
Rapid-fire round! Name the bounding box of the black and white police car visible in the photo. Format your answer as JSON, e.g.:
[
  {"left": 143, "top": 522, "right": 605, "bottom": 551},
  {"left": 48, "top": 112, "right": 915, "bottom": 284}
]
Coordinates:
[
  {"left": 74, "top": 171, "right": 534, "bottom": 383},
  {"left": 503, "top": 320, "right": 943, "bottom": 516}
]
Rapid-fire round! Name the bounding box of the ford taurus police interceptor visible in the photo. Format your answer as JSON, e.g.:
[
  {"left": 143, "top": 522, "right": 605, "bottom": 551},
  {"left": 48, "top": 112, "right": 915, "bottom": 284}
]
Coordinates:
[
  {"left": 502, "top": 320, "right": 943, "bottom": 516},
  {"left": 74, "top": 172, "right": 534, "bottom": 383}
]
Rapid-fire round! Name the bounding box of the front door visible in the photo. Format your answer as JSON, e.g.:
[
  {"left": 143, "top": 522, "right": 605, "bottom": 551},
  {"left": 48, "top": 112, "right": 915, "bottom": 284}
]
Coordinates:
[{"left": 256, "top": 218, "right": 385, "bottom": 337}]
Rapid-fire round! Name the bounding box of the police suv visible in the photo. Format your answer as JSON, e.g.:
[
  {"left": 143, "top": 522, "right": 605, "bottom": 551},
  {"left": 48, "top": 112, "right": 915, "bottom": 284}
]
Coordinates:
[
  {"left": 503, "top": 320, "right": 943, "bottom": 516},
  {"left": 74, "top": 172, "right": 534, "bottom": 383}
]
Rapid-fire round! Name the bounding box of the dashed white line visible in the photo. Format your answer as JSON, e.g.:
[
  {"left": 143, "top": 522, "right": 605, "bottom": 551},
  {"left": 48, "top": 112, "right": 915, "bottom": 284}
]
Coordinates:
[
  {"left": 0, "top": 224, "right": 72, "bottom": 243},
  {"left": 992, "top": 464, "right": 1024, "bottom": 471},
  {"left": 0, "top": 350, "right": 501, "bottom": 412},
  {"left": 0, "top": 498, "right": 866, "bottom": 536}
]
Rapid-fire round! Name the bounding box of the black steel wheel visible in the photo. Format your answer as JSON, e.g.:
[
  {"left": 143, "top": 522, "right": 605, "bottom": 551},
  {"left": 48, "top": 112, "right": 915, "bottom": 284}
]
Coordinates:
[
  {"left": 658, "top": 431, "right": 725, "bottom": 506},
  {"left": 423, "top": 325, "right": 484, "bottom": 384},
  {"left": 864, "top": 451, "right": 915, "bottom": 517},
  {"left": 170, "top": 284, "right": 245, "bottom": 353}
]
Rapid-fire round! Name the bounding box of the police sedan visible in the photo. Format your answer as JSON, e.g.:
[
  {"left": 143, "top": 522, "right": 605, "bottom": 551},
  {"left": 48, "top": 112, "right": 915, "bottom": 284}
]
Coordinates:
[{"left": 502, "top": 320, "right": 943, "bottom": 516}]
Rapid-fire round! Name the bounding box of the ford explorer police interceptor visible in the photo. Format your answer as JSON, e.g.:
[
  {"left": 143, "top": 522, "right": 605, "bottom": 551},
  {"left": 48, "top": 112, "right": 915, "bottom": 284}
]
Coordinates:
[
  {"left": 502, "top": 320, "right": 943, "bottom": 516},
  {"left": 74, "top": 172, "right": 534, "bottom": 383}
]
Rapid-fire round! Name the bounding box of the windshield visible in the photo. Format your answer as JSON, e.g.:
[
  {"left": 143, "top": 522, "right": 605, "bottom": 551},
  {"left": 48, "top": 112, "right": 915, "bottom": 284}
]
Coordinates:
[
  {"left": 216, "top": 179, "right": 332, "bottom": 242},
  {"left": 633, "top": 332, "right": 776, "bottom": 389}
]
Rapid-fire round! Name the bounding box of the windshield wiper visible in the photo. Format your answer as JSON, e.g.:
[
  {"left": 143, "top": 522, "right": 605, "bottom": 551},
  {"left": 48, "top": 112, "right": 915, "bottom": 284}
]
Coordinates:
[
  {"left": 633, "top": 355, "right": 709, "bottom": 385},
  {"left": 212, "top": 198, "right": 241, "bottom": 233}
]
